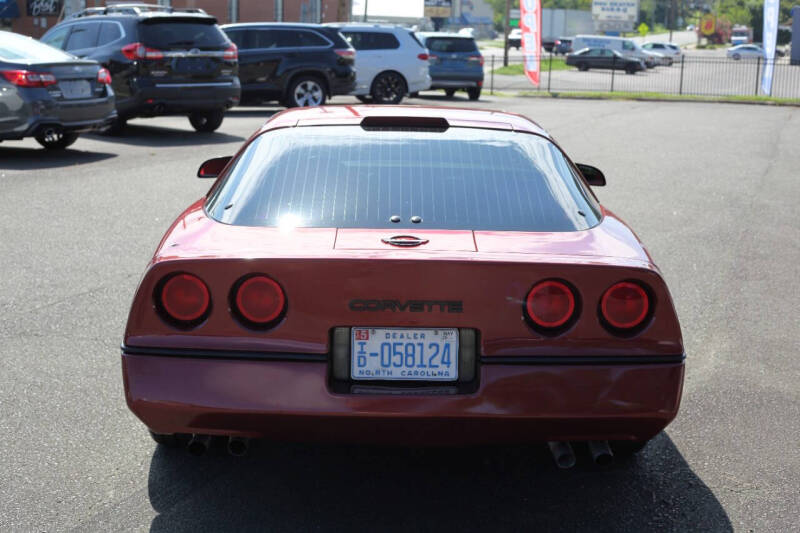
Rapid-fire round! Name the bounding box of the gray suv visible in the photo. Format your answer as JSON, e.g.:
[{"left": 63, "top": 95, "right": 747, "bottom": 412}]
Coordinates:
[{"left": 417, "top": 33, "right": 483, "bottom": 101}]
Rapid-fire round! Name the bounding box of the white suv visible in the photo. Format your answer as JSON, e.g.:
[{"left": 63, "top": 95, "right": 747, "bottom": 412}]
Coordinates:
[{"left": 326, "top": 24, "right": 431, "bottom": 104}]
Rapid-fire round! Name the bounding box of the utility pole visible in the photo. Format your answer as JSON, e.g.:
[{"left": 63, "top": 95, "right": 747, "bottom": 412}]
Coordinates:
[
  {"left": 503, "top": 0, "right": 510, "bottom": 67},
  {"left": 364, "top": 0, "right": 368, "bottom": 22}
]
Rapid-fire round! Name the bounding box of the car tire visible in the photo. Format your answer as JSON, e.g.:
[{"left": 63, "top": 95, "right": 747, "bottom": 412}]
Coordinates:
[
  {"left": 577, "top": 62, "right": 588, "bottom": 71},
  {"left": 355, "top": 95, "right": 372, "bottom": 103},
  {"left": 35, "top": 128, "right": 78, "bottom": 150},
  {"left": 189, "top": 109, "right": 225, "bottom": 132},
  {"left": 149, "top": 431, "right": 190, "bottom": 448},
  {"left": 467, "top": 87, "right": 481, "bottom": 101},
  {"left": 286, "top": 75, "right": 327, "bottom": 107},
  {"left": 444, "top": 88, "right": 456, "bottom": 98},
  {"left": 733, "top": 53, "right": 741, "bottom": 60},
  {"left": 610, "top": 439, "right": 650, "bottom": 458},
  {"left": 371, "top": 72, "right": 407, "bottom": 105},
  {"left": 105, "top": 117, "right": 127, "bottom": 135}
]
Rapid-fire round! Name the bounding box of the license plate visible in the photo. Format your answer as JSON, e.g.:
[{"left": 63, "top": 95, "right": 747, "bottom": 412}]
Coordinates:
[
  {"left": 351, "top": 328, "right": 459, "bottom": 381},
  {"left": 59, "top": 80, "right": 91, "bottom": 99},
  {"left": 174, "top": 58, "right": 213, "bottom": 73}
]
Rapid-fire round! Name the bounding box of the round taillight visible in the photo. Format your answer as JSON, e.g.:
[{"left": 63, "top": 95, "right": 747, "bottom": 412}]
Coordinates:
[
  {"left": 525, "top": 280, "right": 576, "bottom": 329},
  {"left": 234, "top": 275, "right": 285, "bottom": 325},
  {"left": 160, "top": 273, "right": 210, "bottom": 323},
  {"left": 601, "top": 282, "right": 649, "bottom": 329}
]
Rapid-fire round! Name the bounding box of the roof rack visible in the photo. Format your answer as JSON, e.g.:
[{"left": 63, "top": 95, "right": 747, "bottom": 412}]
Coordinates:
[{"left": 68, "top": 3, "right": 207, "bottom": 19}]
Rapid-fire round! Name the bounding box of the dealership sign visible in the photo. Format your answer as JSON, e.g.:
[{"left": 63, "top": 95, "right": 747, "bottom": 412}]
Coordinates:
[
  {"left": 592, "top": 0, "right": 638, "bottom": 32},
  {"left": 424, "top": 0, "right": 451, "bottom": 18},
  {"left": 521, "top": 0, "right": 541, "bottom": 87},
  {"left": 27, "top": 0, "right": 60, "bottom": 16}
]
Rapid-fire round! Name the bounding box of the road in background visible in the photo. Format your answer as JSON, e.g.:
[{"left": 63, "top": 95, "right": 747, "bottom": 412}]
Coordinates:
[{"left": 1, "top": 96, "right": 798, "bottom": 532}]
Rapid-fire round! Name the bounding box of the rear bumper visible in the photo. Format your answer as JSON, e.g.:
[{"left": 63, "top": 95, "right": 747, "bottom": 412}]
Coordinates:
[
  {"left": 122, "top": 348, "right": 684, "bottom": 445},
  {"left": 0, "top": 91, "right": 116, "bottom": 140},
  {"left": 120, "top": 78, "right": 241, "bottom": 116}
]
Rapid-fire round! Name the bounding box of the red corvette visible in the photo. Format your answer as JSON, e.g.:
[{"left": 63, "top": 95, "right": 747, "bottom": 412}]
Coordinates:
[{"left": 122, "top": 105, "right": 684, "bottom": 466}]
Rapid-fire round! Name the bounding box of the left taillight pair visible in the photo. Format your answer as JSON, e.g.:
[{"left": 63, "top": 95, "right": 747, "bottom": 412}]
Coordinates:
[
  {"left": 1, "top": 69, "right": 112, "bottom": 87},
  {"left": 525, "top": 279, "right": 651, "bottom": 335},
  {"left": 156, "top": 273, "right": 285, "bottom": 329}
]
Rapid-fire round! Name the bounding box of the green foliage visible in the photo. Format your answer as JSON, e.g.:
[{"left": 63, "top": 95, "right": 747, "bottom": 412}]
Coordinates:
[{"left": 637, "top": 22, "right": 650, "bottom": 37}]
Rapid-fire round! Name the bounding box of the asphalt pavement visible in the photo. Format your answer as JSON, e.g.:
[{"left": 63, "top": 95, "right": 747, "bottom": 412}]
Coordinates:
[{"left": 0, "top": 95, "right": 798, "bottom": 532}]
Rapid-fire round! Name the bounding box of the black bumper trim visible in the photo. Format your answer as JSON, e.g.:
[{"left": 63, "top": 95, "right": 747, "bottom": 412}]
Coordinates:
[
  {"left": 122, "top": 344, "right": 684, "bottom": 366},
  {"left": 480, "top": 354, "right": 686, "bottom": 365},
  {"left": 121, "top": 344, "right": 326, "bottom": 362}
]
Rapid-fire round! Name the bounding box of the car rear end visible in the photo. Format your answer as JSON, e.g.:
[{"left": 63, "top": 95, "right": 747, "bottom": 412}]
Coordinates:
[
  {"left": 315, "top": 26, "right": 357, "bottom": 97},
  {"left": 122, "top": 110, "right": 684, "bottom": 450},
  {"left": 0, "top": 32, "right": 115, "bottom": 142},
  {"left": 121, "top": 14, "right": 240, "bottom": 116},
  {"left": 420, "top": 34, "right": 483, "bottom": 95}
]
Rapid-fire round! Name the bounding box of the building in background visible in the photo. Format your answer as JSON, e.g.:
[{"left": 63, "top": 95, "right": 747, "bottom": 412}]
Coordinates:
[{"left": 3, "top": 0, "right": 353, "bottom": 38}]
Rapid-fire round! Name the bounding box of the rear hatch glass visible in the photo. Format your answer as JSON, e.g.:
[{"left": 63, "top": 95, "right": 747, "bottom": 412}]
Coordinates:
[
  {"left": 206, "top": 126, "right": 600, "bottom": 232},
  {"left": 139, "top": 21, "right": 229, "bottom": 50},
  {"left": 425, "top": 37, "right": 478, "bottom": 53}
]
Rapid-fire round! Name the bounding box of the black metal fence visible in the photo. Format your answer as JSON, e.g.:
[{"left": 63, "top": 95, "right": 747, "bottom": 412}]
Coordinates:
[{"left": 485, "top": 54, "right": 800, "bottom": 99}]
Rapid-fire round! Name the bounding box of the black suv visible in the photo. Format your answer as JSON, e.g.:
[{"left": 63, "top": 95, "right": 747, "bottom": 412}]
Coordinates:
[
  {"left": 221, "top": 23, "right": 355, "bottom": 107},
  {"left": 41, "top": 4, "right": 240, "bottom": 133}
]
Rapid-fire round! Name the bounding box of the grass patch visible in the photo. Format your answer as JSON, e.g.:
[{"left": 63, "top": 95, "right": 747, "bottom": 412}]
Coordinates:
[
  {"left": 477, "top": 40, "right": 505, "bottom": 49},
  {"left": 492, "top": 57, "right": 570, "bottom": 75},
  {"left": 515, "top": 90, "right": 800, "bottom": 106}
]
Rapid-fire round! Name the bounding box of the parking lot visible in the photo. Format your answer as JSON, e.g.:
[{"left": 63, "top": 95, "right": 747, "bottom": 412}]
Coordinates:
[{"left": 1, "top": 95, "right": 798, "bottom": 532}]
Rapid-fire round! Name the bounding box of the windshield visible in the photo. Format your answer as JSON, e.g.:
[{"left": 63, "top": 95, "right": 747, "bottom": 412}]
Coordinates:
[
  {"left": 206, "top": 126, "right": 600, "bottom": 232},
  {"left": 0, "top": 31, "right": 75, "bottom": 62}
]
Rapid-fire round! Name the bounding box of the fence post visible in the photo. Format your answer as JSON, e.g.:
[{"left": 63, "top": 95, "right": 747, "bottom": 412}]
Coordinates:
[
  {"left": 679, "top": 55, "right": 685, "bottom": 95},
  {"left": 547, "top": 50, "right": 553, "bottom": 92},
  {"left": 755, "top": 56, "right": 761, "bottom": 96},
  {"left": 610, "top": 56, "right": 615, "bottom": 92},
  {"left": 490, "top": 55, "right": 495, "bottom": 95}
]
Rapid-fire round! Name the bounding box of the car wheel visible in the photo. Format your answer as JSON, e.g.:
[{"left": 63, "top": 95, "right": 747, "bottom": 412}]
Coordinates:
[
  {"left": 444, "top": 88, "right": 456, "bottom": 98},
  {"left": 467, "top": 87, "right": 481, "bottom": 101},
  {"left": 150, "top": 431, "right": 190, "bottom": 448},
  {"left": 371, "top": 72, "right": 407, "bottom": 105},
  {"left": 732, "top": 53, "right": 741, "bottom": 60},
  {"left": 287, "top": 76, "right": 327, "bottom": 107},
  {"left": 610, "top": 439, "right": 650, "bottom": 458},
  {"left": 189, "top": 109, "right": 225, "bottom": 132},
  {"left": 35, "top": 127, "right": 79, "bottom": 150},
  {"left": 577, "top": 62, "right": 588, "bottom": 71},
  {"left": 355, "top": 95, "right": 372, "bottom": 103}
]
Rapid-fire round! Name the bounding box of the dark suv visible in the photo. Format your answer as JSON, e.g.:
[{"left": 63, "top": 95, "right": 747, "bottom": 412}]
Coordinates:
[
  {"left": 41, "top": 4, "right": 240, "bottom": 133},
  {"left": 221, "top": 23, "right": 355, "bottom": 107}
]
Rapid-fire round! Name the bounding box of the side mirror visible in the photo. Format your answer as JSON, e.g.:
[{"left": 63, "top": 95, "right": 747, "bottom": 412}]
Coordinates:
[
  {"left": 197, "top": 156, "right": 232, "bottom": 178},
  {"left": 576, "top": 163, "right": 606, "bottom": 186}
]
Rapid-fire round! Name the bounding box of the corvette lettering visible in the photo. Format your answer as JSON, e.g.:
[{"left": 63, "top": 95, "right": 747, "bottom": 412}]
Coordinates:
[{"left": 348, "top": 299, "right": 463, "bottom": 313}]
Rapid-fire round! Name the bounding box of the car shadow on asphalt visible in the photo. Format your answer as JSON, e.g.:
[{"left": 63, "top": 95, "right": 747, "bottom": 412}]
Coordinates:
[
  {"left": 146, "top": 432, "right": 732, "bottom": 532},
  {"left": 85, "top": 125, "right": 244, "bottom": 147},
  {"left": 224, "top": 107, "right": 282, "bottom": 118},
  {"left": 0, "top": 147, "right": 117, "bottom": 170}
]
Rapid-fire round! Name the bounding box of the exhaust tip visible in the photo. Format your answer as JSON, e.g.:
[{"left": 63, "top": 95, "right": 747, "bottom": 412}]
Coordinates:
[
  {"left": 187, "top": 434, "right": 211, "bottom": 456},
  {"left": 588, "top": 440, "right": 614, "bottom": 466},
  {"left": 227, "top": 436, "right": 249, "bottom": 457},
  {"left": 547, "top": 441, "right": 576, "bottom": 469}
]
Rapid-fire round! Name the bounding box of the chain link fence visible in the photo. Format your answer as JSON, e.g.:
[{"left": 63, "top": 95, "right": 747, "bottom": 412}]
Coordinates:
[{"left": 484, "top": 54, "right": 800, "bottom": 99}]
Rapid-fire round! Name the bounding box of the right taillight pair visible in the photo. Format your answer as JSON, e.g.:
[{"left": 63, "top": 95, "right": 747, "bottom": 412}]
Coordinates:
[
  {"left": 525, "top": 279, "right": 651, "bottom": 335},
  {"left": 156, "top": 273, "right": 285, "bottom": 330}
]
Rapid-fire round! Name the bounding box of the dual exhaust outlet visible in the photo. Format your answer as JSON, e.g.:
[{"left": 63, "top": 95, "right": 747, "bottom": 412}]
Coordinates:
[
  {"left": 185, "top": 435, "right": 612, "bottom": 466},
  {"left": 187, "top": 434, "right": 250, "bottom": 456},
  {"left": 548, "top": 440, "right": 614, "bottom": 468}
]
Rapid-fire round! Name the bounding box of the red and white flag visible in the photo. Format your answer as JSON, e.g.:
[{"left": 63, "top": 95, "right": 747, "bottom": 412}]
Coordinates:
[{"left": 520, "top": 0, "right": 542, "bottom": 86}]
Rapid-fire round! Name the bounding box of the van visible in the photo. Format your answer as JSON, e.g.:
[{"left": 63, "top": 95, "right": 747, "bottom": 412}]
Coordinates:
[{"left": 571, "top": 35, "right": 656, "bottom": 68}]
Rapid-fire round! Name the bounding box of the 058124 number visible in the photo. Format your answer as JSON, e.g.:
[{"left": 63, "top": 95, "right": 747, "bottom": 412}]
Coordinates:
[{"left": 355, "top": 341, "right": 452, "bottom": 369}]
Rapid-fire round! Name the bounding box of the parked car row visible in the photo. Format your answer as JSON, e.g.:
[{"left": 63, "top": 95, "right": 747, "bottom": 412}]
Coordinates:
[{"left": 1, "top": 5, "right": 488, "bottom": 149}]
